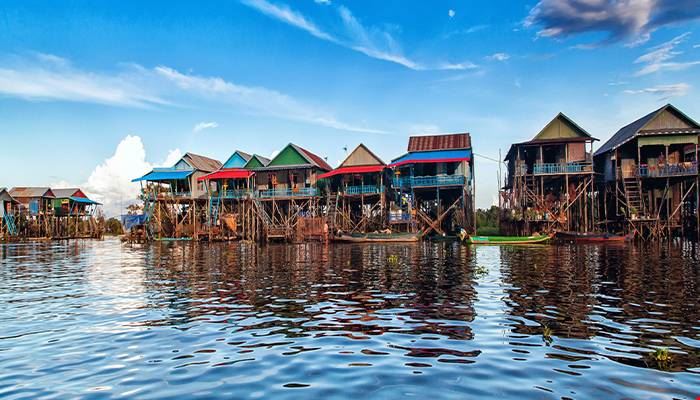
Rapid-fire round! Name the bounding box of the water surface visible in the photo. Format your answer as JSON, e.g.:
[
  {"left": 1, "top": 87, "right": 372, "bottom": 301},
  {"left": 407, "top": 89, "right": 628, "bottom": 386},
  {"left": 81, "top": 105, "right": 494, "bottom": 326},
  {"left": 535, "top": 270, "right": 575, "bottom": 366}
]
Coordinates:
[{"left": 1, "top": 239, "right": 699, "bottom": 399}]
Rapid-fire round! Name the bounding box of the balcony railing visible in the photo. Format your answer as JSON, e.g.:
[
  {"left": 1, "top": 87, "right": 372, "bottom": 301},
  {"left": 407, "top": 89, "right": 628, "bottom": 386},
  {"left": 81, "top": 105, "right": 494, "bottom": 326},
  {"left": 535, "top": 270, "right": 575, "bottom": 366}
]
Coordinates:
[
  {"left": 141, "top": 191, "right": 192, "bottom": 200},
  {"left": 344, "top": 185, "right": 383, "bottom": 195},
  {"left": 533, "top": 162, "right": 592, "bottom": 175},
  {"left": 389, "top": 212, "right": 411, "bottom": 223},
  {"left": 638, "top": 162, "right": 698, "bottom": 178},
  {"left": 392, "top": 175, "right": 465, "bottom": 188},
  {"left": 258, "top": 187, "right": 318, "bottom": 198},
  {"left": 218, "top": 189, "right": 252, "bottom": 199}
]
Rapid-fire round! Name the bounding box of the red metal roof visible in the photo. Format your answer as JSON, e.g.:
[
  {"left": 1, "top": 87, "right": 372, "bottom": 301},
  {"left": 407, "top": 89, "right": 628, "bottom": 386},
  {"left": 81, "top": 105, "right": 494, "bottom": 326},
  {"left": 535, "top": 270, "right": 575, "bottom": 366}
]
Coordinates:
[
  {"left": 318, "top": 165, "right": 385, "bottom": 179},
  {"left": 296, "top": 145, "right": 333, "bottom": 171},
  {"left": 407, "top": 133, "right": 471, "bottom": 152},
  {"left": 197, "top": 168, "right": 254, "bottom": 181}
]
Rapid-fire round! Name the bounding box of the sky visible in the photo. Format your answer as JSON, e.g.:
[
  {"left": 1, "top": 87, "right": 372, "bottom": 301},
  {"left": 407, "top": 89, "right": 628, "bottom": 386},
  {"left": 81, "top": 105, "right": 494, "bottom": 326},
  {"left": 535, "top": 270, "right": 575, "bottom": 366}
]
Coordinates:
[{"left": 1, "top": 0, "right": 700, "bottom": 215}]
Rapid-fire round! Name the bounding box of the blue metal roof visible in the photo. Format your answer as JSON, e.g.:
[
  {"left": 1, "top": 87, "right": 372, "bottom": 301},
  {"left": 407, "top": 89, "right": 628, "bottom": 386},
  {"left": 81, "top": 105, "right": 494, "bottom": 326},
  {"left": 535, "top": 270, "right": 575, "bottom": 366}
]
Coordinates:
[
  {"left": 132, "top": 168, "right": 193, "bottom": 182},
  {"left": 70, "top": 196, "right": 101, "bottom": 205},
  {"left": 390, "top": 149, "right": 472, "bottom": 166}
]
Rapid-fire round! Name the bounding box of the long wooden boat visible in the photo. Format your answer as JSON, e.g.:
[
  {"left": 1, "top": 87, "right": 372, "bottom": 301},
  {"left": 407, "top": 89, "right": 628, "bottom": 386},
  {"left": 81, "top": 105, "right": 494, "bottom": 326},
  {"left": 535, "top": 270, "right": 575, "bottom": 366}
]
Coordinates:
[
  {"left": 556, "top": 231, "right": 633, "bottom": 243},
  {"left": 466, "top": 233, "right": 554, "bottom": 245},
  {"left": 333, "top": 232, "right": 421, "bottom": 243}
]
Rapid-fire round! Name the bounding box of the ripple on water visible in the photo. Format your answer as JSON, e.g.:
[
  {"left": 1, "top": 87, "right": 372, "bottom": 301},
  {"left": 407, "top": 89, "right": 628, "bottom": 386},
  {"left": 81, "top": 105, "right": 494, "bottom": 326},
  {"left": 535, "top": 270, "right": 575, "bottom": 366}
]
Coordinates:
[{"left": 0, "top": 239, "right": 699, "bottom": 399}]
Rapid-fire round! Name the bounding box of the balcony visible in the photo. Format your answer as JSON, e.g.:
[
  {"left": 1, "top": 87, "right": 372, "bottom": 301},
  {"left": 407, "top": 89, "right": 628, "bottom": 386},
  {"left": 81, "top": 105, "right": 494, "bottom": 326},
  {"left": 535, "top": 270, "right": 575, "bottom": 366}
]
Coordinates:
[
  {"left": 258, "top": 187, "right": 318, "bottom": 198},
  {"left": 638, "top": 162, "right": 697, "bottom": 178},
  {"left": 218, "top": 189, "right": 252, "bottom": 199},
  {"left": 533, "top": 162, "right": 592, "bottom": 175},
  {"left": 344, "top": 185, "right": 383, "bottom": 195},
  {"left": 141, "top": 191, "right": 192, "bottom": 200},
  {"left": 389, "top": 212, "right": 411, "bottom": 223},
  {"left": 393, "top": 175, "right": 465, "bottom": 188}
]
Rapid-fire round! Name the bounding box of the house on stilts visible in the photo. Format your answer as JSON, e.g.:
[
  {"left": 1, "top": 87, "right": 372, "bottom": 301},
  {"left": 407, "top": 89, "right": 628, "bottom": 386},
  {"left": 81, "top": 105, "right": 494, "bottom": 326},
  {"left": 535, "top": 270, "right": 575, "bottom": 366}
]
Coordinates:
[
  {"left": 132, "top": 152, "right": 222, "bottom": 240},
  {"left": 9, "top": 187, "right": 56, "bottom": 238},
  {"left": 1, "top": 188, "right": 19, "bottom": 239},
  {"left": 594, "top": 104, "right": 699, "bottom": 239},
  {"left": 51, "top": 188, "right": 103, "bottom": 239},
  {"left": 389, "top": 133, "right": 475, "bottom": 237},
  {"left": 500, "top": 113, "right": 598, "bottom": 235},
  {"left": 251, "top": 143, "right": 331, "bottom": 241},
  {"left": 197, "top": 150, "right": 258, "bottom": 241},
  {"left": 319, "top": 144, "right": 387, "bottom": 235}
]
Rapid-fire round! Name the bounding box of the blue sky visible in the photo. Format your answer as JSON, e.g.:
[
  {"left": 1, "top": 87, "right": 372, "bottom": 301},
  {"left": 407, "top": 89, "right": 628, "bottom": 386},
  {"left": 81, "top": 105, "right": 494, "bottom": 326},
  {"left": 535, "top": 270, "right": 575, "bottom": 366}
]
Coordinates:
[{"left": 1, "top": 0, "right": 700, "bottom": 214}]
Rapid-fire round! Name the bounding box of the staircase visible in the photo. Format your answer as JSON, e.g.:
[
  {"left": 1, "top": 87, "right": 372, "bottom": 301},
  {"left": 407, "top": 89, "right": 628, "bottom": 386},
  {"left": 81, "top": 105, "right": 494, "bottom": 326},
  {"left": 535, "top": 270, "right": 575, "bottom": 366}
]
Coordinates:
[
  {"left": 209, "top": 197, "right": 221, "bottom": 226},
  {"left": 523, "top": 174, "right": 538, "bottom": 206},
  {"left": 3, "top": 214, "right": 18, "bottom": 236},
  {"left": 622, "top": 177, "right": 645, "bottom": 217}
]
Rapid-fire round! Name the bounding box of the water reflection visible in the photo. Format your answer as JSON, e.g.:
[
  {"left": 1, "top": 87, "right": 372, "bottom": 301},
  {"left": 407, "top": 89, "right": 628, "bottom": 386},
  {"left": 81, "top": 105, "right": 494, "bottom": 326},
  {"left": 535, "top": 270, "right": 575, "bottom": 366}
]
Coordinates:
[{"left": 0, "top": 239, "right": 698, "bottom": 399}]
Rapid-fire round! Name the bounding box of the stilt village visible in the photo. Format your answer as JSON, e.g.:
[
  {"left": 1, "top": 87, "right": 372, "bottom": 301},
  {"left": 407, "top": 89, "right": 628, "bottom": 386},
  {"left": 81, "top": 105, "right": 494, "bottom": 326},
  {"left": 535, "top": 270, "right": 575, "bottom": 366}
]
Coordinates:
[{"left": 2, "top": 103, "right": 699, "bottom": 243}]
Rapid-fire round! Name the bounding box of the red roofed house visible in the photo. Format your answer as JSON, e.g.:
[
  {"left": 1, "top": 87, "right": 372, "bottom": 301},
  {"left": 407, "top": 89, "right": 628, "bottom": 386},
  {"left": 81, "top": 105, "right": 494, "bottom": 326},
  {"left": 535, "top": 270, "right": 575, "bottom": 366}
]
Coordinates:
[{"left": 319, "top": 144, "right": 387, "bottom": 234}]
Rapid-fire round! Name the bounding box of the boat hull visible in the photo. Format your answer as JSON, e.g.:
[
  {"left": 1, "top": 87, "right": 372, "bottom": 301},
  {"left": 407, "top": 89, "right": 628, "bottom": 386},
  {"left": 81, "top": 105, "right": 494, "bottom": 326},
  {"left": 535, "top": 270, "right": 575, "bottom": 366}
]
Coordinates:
[
  {"left": 333, "top": 233, "right": 420, "bottom": 243},
  {"left": 466, "top": 234, "right": 553, "bottom": 245},
  {"left": 556, "top": 231, "right": 632, "bottom": 243}
]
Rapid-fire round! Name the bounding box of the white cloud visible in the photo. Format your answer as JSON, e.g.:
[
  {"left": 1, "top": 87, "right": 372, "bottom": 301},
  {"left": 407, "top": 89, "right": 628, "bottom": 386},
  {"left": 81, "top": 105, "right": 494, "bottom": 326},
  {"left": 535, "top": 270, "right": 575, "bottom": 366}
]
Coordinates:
[
  {"left": 634, "top": 32, "right": 700, "bottom": 75},
  {"left": 80, "top": 135, "right": 182, "bottom": 216},
  {"left": 623, "top": 83, "right": 690, "bottom": 99},
  {"left": 155, "top": 66, "right": 386, "bottom": 134},
  {"left": 242, "top": 0, "right": 465, "bottom": 71},
  {"left": 448, "top": 9, "right": 455, "bottom": 18},
  {"left": 486, "top": 52, "right": 510, "bottom": 62},
  {"left": 438, "top": 61, "right": 479, "bottom": 70},
  {"left": 0, "top": 53, "right": 385, "bottom": 134},
  {"left": 407, "top": 123, "right": 441, "bottom": 134},
  {"left": 0, "top": 53, "right": 168, "bottom": 108},
  {"left": 193, "top": 121, "right": 219, "bottom": 133}
]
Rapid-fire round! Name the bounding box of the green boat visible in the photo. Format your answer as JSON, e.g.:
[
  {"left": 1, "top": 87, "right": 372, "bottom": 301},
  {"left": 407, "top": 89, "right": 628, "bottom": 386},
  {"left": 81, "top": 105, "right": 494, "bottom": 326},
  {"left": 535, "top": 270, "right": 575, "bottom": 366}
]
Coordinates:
[{"left": 459, "top": 230, "right": 553, "bottom": 245}]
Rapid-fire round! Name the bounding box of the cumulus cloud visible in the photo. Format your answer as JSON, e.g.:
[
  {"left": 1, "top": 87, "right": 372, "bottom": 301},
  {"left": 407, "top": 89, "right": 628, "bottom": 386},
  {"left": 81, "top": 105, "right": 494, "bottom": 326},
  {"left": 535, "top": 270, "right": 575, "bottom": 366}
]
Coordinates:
[
  {"left": 525, "top": 0, "right": 700, "bottom": 44},
  {"left": 448, "top": 9, "right": 456, "bottom": 18},
  {"left": 193, "top": 121, "right": 219, "bottom": 133},
  {"left": 0, "top": 53, "right": 385, "bottom": 134},
  {"left": 486, "top": 52, "right": 510, "bottom": 62},
  {"left": 623, "top": 82, "right": 690, "bottom": 99},
  {"left": 242, "top": 0, "right": 469, "bottom": 70},
  {"left": 73, "top": 135, "right": 181, "bottom": 216},
  {"left": 634, "top": 32, "right": 700, "bottom": 75}
]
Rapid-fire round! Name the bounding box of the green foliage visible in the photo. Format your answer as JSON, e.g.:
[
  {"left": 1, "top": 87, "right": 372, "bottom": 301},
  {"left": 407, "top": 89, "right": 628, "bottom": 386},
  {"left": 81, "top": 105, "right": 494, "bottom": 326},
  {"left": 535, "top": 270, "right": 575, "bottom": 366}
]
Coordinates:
[
  {"left": 475, "top": 206, "right": 500, "bottom": 235},
  {"left": 104, "top": 218, "right": 124, "bottom": 235}
]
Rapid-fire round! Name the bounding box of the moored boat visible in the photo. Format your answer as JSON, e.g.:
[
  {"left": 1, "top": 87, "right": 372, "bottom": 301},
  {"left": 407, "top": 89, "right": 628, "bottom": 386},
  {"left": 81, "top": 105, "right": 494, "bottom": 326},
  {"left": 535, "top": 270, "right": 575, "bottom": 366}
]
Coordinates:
[
  {"left": 333, "top": 232, "right": 421, "bottom": 243},
  {"left": 555, "top": 231, "right": 633, "bottom": 243},
  {"left": 463, "top": 233, "right": 554, "bottom": 245}
]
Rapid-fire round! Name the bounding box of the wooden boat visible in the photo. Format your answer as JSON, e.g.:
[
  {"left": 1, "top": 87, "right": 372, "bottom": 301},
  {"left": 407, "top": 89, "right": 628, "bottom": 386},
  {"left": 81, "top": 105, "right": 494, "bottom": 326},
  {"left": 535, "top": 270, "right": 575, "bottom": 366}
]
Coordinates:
[
  {"left": 465, "top": 233, "right": 554, "bottom": 245},
  {"left": 333, "top": 232, "right": 421, "bottom": 243},
  {"left": 556, "top": 231, "right": 633, "bottom": 243}
]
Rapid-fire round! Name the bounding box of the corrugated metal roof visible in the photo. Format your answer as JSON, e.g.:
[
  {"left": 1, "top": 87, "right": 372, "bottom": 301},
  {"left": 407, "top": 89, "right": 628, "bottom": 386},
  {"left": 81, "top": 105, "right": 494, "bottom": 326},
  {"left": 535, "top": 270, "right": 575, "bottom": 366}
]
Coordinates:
[
  {"left": 9, "top": 187, "right": 55, "bottom": 198},
  {"left": 0, "top": 188, "right": 18, "bottom": 203},
  {"left": 183, "top": 152, "right": 222, "bottom": 172},
  {"left": 407, "top": 133, "right": 471, "bottom": 152},
  {"left": 252, "top": 154, "right": 271, "bottom": 166},
  {"left": 390, "top": 149, "right": 472, "bottom": 167},
  {"left": 292, "top": 144, "right": 333, "bottom": 171},
  {"left": 197, "top": 168, "right": 254, "bottom": 181},
  {"left": 594, "top": 103, "right": 700, "bottom": 157},
  {"left": 318, "top": 165, "right": 385, "bottom": 179},
  {"left": 52, "top": 188, "right": 81, "bottom": 199},
  {"left": 70, "top": 196, "right": 101, "bottom": 205},
  {"left": 132, "top": 169, "right": 194, "bottom": 182}
]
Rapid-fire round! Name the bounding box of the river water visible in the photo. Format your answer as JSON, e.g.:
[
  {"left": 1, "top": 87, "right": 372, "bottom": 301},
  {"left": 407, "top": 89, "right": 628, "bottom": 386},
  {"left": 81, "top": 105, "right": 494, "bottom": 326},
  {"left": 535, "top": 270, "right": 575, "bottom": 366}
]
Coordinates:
[{"left": 1, "top": 238, "right": 699, "bottom": 399}]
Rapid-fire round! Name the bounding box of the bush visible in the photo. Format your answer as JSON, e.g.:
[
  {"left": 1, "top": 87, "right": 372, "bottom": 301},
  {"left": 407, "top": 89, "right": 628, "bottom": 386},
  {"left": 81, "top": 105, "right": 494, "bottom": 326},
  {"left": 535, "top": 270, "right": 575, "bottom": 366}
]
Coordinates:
[{"left": 105, "top": 218, "right": 124, "bottom": 235}]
